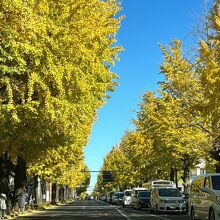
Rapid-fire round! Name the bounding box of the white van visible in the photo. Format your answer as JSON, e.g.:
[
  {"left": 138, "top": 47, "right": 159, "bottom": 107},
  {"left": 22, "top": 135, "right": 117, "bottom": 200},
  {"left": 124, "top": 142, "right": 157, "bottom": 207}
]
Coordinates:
[
  {"left": 189, "top": 173, "right": 220, "bottom": 220},
  {"left": 150, "top": 187, "right": 186, "bottom": 214},
  {"left": 143, "top": 179, "right": 176, "bottom": 189}
]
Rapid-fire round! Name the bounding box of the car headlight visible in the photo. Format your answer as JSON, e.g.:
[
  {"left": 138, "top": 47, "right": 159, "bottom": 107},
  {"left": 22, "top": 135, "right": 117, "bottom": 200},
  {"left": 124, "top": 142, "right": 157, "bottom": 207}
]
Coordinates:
[{"left": 216, "top": 196, "right": 220, "bottom": 204}]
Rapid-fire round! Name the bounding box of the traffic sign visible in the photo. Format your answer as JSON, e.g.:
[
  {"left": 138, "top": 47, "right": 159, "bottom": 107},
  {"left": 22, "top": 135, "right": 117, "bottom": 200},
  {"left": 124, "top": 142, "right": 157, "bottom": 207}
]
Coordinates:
[{"left": 102, "top": 171, "right": 113, "bottom": 182}]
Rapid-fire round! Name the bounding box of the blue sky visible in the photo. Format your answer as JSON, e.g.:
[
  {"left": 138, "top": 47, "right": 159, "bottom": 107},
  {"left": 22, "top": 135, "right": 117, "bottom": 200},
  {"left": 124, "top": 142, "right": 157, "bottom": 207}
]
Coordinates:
[{"left": 84, "top": 0, "right": 213, "bottom": 191}]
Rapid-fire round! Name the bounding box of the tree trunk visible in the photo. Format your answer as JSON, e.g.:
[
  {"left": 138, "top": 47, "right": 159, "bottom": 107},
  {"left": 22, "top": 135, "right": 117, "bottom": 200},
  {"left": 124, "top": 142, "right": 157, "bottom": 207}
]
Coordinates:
[
  {"left": 211, "top": 147, "right": 220, "bottom": 173},
  {"left": 175, "top": 169, "right": 178, "bottom": 188},
  {"left": 64, "top": 186, "right": 68, "bottom": 201},
  {"left": 211, "top": 137, "right": 220, "bottom": 172},
  {"left": 211, "top": 153, "right": 220, "bottom": 172},
  {"left": 182, "top": 154, "right": 190, "bottom": 193},
  {"left": 52, "top": 183, "right": 59, "bottom": 204},
  {"left": 59, "top": 186, "right": 64, "bottom": 202},
  {"left": 170, "top": 167, "right": 175, "bottom": 182},
  {"left": 0, "top": 154, "right": 9, "bottom": 193},
  {"left": 45, "top": 181, "right": 51, "bottom": 202},
  {"left": 56, "top": 185, "right": 60, "bottom": 202},
  {"left": 0, "top": 153, "right": 15, "bottom": 213},
  {"left": 13, "top": 155, "right": 27, "bottom": 208},
  {"left": 34, "top": 176, "right": 42, "bottom": 205}
]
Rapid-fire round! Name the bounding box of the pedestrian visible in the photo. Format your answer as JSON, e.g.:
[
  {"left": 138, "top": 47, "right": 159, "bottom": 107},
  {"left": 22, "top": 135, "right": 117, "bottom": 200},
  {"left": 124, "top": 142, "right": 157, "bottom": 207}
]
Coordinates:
[
  {"left": 0, "top": 190, "right": 6, "bottom": 220},
  {"left": 29, "top": 193, "right": 35, "bottom": 209},
  {"left": 18, "top": 189, "right": 27, "bottom": 214}
]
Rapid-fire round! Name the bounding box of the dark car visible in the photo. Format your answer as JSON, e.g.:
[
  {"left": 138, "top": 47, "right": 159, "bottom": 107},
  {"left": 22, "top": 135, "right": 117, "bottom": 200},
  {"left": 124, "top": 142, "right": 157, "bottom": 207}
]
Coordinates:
[
  {"left": 133, "top": 190, "right": 151, "bottom": 210},
  {"left": 117, "top": 192, "right": 124, "bottom": 205},
  {"left": 107, "top": 191, "right": 115, "bottom": 204},
  {"left": 112, "top": 192, "right": 124, "bottom": 205}
]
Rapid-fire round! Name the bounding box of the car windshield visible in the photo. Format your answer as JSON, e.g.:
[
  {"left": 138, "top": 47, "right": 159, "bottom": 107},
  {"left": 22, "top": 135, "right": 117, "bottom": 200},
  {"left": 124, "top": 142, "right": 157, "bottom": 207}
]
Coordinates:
[
  {"left": 138, "top": 191, "right": 151, "bottom": 197},
  {"left": 211, "top": 176, "right": 220, "bottom": 190},
  {"left": 124, "top": 191, "right": 131, "bottom": 196},
  {"left": 119, "top": 193, "right": 124, "bottom": 198},
  {"left": 115, "top": 192, "right": 120, "bottom": 197},
  {"left": 158, "top": 188, "right": 181, "bottom": 197},
  {"left": 154, "top": 181, "right": 172, "bottom": 185}
]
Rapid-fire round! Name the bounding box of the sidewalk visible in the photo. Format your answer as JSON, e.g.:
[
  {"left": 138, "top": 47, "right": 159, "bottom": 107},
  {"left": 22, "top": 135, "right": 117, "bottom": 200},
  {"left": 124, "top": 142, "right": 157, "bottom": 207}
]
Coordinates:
[{"left": 4, "top": 203, "right": 57, "bottom": 220}]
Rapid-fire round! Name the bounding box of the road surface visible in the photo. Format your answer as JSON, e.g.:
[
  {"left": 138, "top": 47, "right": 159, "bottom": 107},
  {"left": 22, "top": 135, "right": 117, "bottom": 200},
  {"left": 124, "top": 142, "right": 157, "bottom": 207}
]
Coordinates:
[{"left": 16, "top": 200, "right": 190, "bottom": 220}]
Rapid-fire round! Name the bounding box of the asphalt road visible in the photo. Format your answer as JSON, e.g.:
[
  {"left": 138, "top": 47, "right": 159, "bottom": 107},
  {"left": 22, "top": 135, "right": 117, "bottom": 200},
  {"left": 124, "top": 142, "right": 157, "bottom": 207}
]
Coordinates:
[{"left": 16, "top": 200, "right": 190, "bottom": 220}]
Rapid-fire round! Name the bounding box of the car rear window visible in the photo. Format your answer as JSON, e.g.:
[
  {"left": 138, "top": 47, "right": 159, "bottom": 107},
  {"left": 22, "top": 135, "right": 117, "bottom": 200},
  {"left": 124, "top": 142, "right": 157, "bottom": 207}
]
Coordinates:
[
  {"left": 124, "top": 191, "right": 131, "bottom": 196},
  {"left": 119, "top": 193, "right": 124, "bottom": 198},
  {"left": 211, "top": 176, "right": 220, "bottom": 190},
  {"left": 139, "top": 191, "right": 151, "bottom": 197},
  {"left": 158, "top": 188, "right": 181, "bottom": 197}
]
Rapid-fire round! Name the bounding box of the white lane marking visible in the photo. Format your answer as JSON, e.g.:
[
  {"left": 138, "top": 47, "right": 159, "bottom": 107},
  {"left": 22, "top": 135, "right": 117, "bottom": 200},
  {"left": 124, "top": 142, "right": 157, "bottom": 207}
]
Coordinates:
[
  {"left": 71, "top": 206, "right": 112, "bottom": 208},
  {"left": 126, "top": 209, "right": 171, "bottom": 220},
  {"left": 112, "top": 206, "right": 131, "bottom": 220},
  {"left": 144, "top": 213, "right": 171, "bottom": 220},
  {"left": 95, "top": 200, "right": 130, "bottom": 220},
  {"left": 94, "top": 200, "right": 171, "bottom": 220},
  {"left": 114, "top": 206, "right": 171, "bottom": 220},
  {"left": 112, "top": 205, "right": 172, "bottom": 220}
]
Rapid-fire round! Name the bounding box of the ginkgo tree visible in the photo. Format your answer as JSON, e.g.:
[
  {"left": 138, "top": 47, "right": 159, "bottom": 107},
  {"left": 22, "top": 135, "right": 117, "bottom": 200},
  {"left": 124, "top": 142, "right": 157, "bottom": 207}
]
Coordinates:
[
  {"left": 96, "top": 130, "right": 154, "bottom": 191},
  {"left": 135, "top": 90, "right": 208, "bottom": 188},
  {"left": 0, "top": 0, "right": 123, "bottom": 206},
  {"left": 158, "top": 33, "right": 220, "bottom": 170},
  {"left": 196, "top": 1, "right": 220, "bottom": 170},
  {"left": 97, "top": 1, "right": 220, "bottom": 193}
]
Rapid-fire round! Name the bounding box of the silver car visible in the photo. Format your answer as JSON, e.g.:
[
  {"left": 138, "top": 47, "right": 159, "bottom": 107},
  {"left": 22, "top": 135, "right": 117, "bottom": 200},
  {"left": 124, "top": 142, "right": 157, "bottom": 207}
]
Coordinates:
[{"left": 189, "top": 173, "right": 220, "bottom": 220}]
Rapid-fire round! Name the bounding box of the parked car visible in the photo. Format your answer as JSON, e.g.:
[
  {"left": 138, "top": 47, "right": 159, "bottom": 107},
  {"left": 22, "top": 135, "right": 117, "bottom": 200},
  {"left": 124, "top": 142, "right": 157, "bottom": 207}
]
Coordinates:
[
  {"left": 107, "top": 191, "right": 115, "bottom": 204},
  {"left": 122, "top": 190, "right": 132, "bottom": 207},
  {"left": 131, "top": 187, "right": 148, "bottom": 208},
  {"left": 189, "top": 173, "right": 220, "bottom": 220},
  {"left": 143, "top": 180, "right": 176, "bottom": 189},
  {"left": 150, "top": 187, "right": 186, "bottom": 214},
  {"left": 132, "top": 190, "right": 151, "bottom": 210},
  {"left": 111, "top": 192, "right": 124, "bottom": 205},
  {"left": 118, "top": 192, "right": 124, "bottom": 205}
]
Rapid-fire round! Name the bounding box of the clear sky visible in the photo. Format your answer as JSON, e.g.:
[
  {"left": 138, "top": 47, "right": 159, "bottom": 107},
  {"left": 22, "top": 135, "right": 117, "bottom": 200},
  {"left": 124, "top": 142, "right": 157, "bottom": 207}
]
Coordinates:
[{"left": 84, "top": 0, "right": 213, "bottom": 191}]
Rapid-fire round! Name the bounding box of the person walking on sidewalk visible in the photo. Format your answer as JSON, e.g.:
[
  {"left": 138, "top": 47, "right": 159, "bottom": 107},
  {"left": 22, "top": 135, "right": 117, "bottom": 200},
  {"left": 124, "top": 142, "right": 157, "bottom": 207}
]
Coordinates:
[
  {"left": 0, "top": 190, "right": 6, "bottom": 220},
  {"left": 29, "top": 193, "right": 35, "bottom": 209},
  {"left": 18, "top": 189, "right": 28, "bottom": 214}
]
